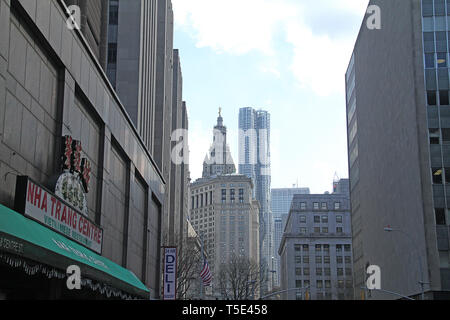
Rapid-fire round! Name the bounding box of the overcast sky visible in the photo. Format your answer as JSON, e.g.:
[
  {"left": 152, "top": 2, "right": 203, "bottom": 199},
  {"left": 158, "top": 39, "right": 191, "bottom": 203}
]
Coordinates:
[{"left": 172, "top": 0, "right": 370, "bottom": 193}]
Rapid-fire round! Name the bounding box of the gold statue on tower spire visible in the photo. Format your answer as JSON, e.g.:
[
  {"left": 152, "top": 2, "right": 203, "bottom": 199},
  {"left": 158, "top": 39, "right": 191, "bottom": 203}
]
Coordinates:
[{"left": 219, "top": 107, "right": 222, "bottom": 117}]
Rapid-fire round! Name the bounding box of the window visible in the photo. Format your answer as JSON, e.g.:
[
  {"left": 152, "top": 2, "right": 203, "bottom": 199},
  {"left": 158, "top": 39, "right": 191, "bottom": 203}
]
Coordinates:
[
  {"left": 314, "top": 227, "right": 320, "bottom": 233},
  {"left": 430, "top": 129, "right": 440, "bottom": 145},
  {"left": 230, "top": 189, "right": 235, "bottom": 203},
  {"left": 321, "top": 216, "right": 328, "bottom": 223},
  {"left": 316, "top": 280, "right": 323, "bottom": 289},
  {"left": 336, "top": 245, "right": 343, "bottom": 253},
  {"left": 316, "top": 268, "right": 322, "bottom": 276},
  {"left": 345, "top": 256, "right": 352, "bottom": 264},
  {"left": 295, "top": 268, "right": 302, "bottom": 276},
  {"left": 337, "top": 256, "right": 343, "bottom": 264},
  {"left": 299, "top": 215, "right": 306, "bottom": 223},
  {"left": 316, "top": 256, "right": 322, "bottom": 264},
  {"left": 313, "top": 202, "right": 319, "bottom": 210},
  {"left": 299, "top": 227, "right": 307, "bottom": 234},
  {"left": 428, "top": 91, "right": 437, "bottom": 106},
  {"left": 322, "top": 227, "right": 328, "bottom": 234},
  {"left": 295, "top": 256, "right": 302, "bottom": 264},
  {"left": 346, "top": 280, "right": 353, "bottom": 289},
  {"left": 345, "top": 268, "right": 352, "bottom": 276},
  {"left": 303, "top": 255, "right": 309, "bottom": 264},
  {"left": 336, "top": 227, "right": 343, "bottom": 233},
  {"left": 334, "top": 202, "right": 341, "bottom": 210},
  {"left": 295, "top": 244, "right": 302, "bottom": 251},
  {"left": 437, "top": 52, "right": 447, "bottom": 68},
  {"left": 336, "top": 215, "right": 343, "bottom": 223},
  {"left": 221, "top": 189, "right": 226, "bottom": 203},
  {"left": 296, "top": 280, "right": 302, "bottom": 288},
  {"left": 323, "top": 244, "right": 330, "bottom": 252},
  {"left": 344, "top": 245, "right": 351, "bottom": 252},
  {"left": 338, "top": 280, "right": 344, "bottom": 288},
  {"left": 425, "top": 53, "right": 435, "bottom": 68},
  {"left": 303, "top": 268, "right": 310, "bottom": 276},
  {"left": 239, "top": 189, "right": 244, "bottom": 203},
  {"left": 321, "top": 202, "right": 327, "bottom": 210},
  {"left": 300, "top": 202, "right": 306, "bottom": 210},
  {"left": 436, "top": 32, "right": 447, "bottom": 52},
  {"left": 435, "top": 208, "right": 446, "bottom": 225},
  {"left": 324, "top": 268, "right": 331, "bottom": 276},
  {"left": 314, "top": 216, "right": 320, "bottom": 223},
  {"left": 433, "top": 168, "right": 443, "bottom": 184},
  {"left": 446, "top": 168, "right": 450, "bottom": 184},
  {"left": 423, "top": 32, "right": 435, "bottom": 52},
  {"left": 337, "top": 268, "right": 344, "bottom": 276},
  {"left": 324, "top": 256, "right": 330, "bottom": 264},
  {"left": 440, "top": 90, "right": 449, "bottom": 105},
  {"left": 435, "top": 0, "right": 446, "bottom": 15},
  {"left": 315, "top": 244, "right": 322, "bottom": 252},
  {"left": 443, "top": 129, "right": 450, "bottom": 143},
  {"left": 325, "top": 280, "right": 331, "bottom": 289},
  {"left": 303, "top": 244, "right": 309, "bottom": 252}
]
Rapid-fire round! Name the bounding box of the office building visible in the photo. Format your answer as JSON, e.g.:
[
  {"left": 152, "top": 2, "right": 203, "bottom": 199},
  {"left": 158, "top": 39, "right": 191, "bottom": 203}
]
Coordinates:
[
  {"left": 0, "top": 0, "right": 166, "bottom": 299},
  {"left": 279, "top": 182, "right": 353, "bottom": 300},
  {"left": 239, "top": 107, "right": 273, "bottom": 293},
  {"left": 271, "top": 187, "right": 310, "bottom": 288},
  {"left": 347, "top": 0, "right": 450, "bottom": 299},
  {"left": 106, "top": 0, "right": 158, "bottom": 152},
  {"left": 64, "top": 0, "right": 109, "bottom": 69}
]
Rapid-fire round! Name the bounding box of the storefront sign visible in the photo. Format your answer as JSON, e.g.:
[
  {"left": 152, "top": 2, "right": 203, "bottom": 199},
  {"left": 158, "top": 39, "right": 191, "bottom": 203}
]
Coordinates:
[
  {"left": 163, "top": 247, "right": 177, "bottom": 300},
  {"left": 14, "top": 177, "right": 103, "bottom": 254}
]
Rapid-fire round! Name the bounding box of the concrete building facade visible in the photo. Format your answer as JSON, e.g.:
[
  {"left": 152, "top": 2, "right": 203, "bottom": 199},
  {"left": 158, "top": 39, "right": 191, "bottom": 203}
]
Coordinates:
[
  {"left": 190, "top": 175, "right": 260, "bottom": 298},
  {"left": 279, "top": 187, "right": 353, "bottom": 300},
  {"left": 347, "top": 0, "right": 450, "bottom": 299},
  {"left": 271, "top": 187, "right": 310, "bottom": 288},
  {"left": 0, "top": 0, "right": 166, "bottom": 299}
]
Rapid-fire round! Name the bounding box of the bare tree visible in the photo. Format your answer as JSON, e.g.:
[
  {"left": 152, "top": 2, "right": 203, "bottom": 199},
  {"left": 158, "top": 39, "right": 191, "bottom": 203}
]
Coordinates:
[
  {"left": 217, "top": 254, "right": 267, "bottom": 300},
  {"left": 176, "top": 238, "right": 203, "bottom": 300}
]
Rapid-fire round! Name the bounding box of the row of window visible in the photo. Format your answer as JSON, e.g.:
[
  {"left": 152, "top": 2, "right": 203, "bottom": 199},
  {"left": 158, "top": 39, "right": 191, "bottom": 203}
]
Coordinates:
[
  {"left": 299, "top": 215, "right": 344, "bottom": 223},
  {"left": 295, "top": 267, "right": 352, "bottom": 277},
  {"left": 294, "top": 244, "right": 351, "bottom": 252},
  {"left": 299, "top": 227, "right": 345, "bottom": 235},
  {"left": 298, "top": 202, "right": 341, "bottom": 210},
  {"left": 295, "top": 255, "right": 352, "bottom": 264},
  {"left": 422, "top": 0, "right": 450, "bottom": 17},
  {"left": 192, "top": 191, "right": 214, "bottom": 209},
  {"left": 295, "top": 279, "right": 353, "bottom": 289}
]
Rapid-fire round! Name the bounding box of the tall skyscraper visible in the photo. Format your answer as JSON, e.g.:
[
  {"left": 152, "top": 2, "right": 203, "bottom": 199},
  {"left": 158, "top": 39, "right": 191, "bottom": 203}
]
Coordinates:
[
  {"left": 190, "top": 114, "right": 260, "bottom": 299},
  {"left": 271, "top": 187, "right": 310, "bottom": 287},
  {"left": 347, "top": 0, "right": 450, "bottom": 299},
  {"left": 239, "top": 107, "right": 272, "bottom": 293}
]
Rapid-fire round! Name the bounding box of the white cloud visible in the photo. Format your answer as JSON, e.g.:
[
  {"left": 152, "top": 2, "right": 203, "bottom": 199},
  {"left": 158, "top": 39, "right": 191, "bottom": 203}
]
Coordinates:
[{"left": 172, "top": 0, "right": 369, "bottom": 96}]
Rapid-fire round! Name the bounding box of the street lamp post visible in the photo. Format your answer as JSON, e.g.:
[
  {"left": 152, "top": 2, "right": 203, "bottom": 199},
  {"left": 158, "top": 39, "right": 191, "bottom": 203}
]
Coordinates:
[{"left": 384, "top": 226, "right": 428, "bottom": 300}]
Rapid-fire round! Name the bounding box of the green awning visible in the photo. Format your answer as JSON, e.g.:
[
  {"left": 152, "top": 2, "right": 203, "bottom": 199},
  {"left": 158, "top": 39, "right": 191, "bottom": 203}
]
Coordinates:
[{"left": 0, "top": 204, "right": 149, "bottom": 298}]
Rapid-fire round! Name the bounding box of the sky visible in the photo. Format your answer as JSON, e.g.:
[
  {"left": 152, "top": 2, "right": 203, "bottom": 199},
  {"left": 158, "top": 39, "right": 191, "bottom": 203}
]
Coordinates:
[{"left": 172, "top": 0, "right": 370, "bottom": 194}]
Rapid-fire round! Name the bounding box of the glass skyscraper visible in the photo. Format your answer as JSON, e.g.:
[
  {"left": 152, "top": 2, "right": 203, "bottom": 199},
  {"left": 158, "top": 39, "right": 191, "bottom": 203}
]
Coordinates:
[{"left": 239, "top": 107, "right": 273, "bottom": 293}]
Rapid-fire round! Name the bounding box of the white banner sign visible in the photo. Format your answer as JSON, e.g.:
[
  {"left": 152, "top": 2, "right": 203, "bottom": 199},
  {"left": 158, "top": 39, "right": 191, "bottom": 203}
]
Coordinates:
[{"left": 163, "top": 247, "right": 177, "bottom": 300}]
